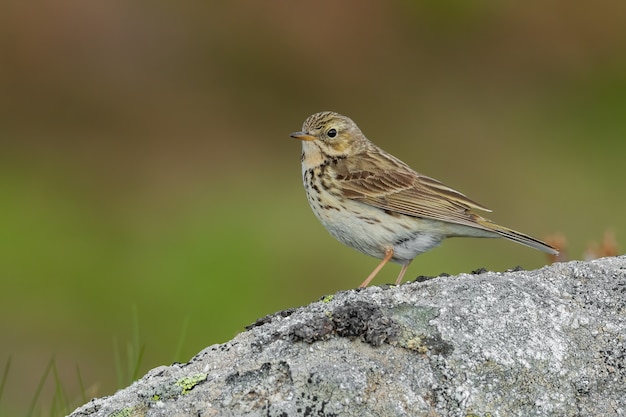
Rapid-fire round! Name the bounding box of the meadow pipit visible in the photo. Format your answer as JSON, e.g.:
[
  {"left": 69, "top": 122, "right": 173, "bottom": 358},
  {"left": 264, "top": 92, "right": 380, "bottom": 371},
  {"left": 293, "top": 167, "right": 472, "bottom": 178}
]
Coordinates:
[{"left": 291, "top": 111, "right": 558, "bottom": 288}]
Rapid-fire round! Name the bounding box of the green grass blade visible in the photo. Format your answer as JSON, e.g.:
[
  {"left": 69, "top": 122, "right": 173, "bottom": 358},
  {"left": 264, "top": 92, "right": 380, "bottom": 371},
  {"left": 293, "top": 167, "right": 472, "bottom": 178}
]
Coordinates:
[
  {"left": 113, "top": 337, "right": 123, "bottom": 388},
  {"left": 130, "top": 344, "right": 146, "bottom": 382},
  {"left": 51, "top": 360, "right": 69, "bottom": 415},
  {"left": 27, "top": 356, "right": 54, "bottom": 417},
  {"left": 173, "top": 317, "right": 190, "bottom": 363},
  {"left": 76, "top": 365, "right": 87, "bottom": 404},
  {"left": 0, "top": 356, "right": 11, "bottom": 410}
]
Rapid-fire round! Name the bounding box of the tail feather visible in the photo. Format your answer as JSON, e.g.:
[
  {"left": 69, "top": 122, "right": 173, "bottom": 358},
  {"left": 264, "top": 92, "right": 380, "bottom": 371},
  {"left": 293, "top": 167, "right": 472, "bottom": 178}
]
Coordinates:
[{"left": 476, "top": 219, "right": 559, "bottom": 255}]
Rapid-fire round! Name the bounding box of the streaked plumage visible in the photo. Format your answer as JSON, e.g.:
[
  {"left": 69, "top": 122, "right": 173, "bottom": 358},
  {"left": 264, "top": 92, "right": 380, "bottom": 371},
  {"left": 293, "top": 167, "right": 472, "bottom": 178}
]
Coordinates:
[{"left": 291, "top": 111, "right": 557, "bottom": 287}]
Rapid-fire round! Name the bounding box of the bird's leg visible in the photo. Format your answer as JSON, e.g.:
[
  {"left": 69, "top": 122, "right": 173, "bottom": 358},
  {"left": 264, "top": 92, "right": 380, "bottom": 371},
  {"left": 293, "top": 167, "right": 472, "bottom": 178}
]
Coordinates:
[
  {"left": 394, "top": 261, "right": 412, "bottom": 285},
  {"left": 359, "top": 248, "right": 394, "bottom": 288}
]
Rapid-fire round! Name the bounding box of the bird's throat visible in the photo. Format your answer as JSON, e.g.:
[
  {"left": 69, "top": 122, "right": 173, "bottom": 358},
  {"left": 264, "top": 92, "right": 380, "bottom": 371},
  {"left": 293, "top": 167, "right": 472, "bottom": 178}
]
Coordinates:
[{"left": 300, "top": 142, "right": 327, "bottom": 169}]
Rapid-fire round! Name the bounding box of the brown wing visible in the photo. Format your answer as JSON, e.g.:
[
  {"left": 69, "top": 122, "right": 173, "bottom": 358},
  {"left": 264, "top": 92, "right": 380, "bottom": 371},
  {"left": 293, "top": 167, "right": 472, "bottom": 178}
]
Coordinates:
[{"left": 335, "top": 150, "right": 493, "bottom": 229}]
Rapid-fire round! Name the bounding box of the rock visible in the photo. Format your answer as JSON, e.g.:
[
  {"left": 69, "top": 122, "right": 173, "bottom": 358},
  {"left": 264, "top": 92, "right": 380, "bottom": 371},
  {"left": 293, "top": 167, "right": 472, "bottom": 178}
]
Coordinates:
[{"left": 69, "top": 256, "right": 626, "bottom": 417}]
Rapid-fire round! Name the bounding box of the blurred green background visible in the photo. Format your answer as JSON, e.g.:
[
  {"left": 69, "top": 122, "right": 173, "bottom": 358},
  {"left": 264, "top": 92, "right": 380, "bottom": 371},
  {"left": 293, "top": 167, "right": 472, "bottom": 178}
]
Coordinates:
[{"left": 1, "top": 0, "right": 625, "bottom": 414}]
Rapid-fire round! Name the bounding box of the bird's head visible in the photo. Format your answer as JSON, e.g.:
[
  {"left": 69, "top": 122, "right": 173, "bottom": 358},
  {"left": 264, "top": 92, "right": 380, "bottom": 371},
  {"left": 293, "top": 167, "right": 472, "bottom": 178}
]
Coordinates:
[{"left": 290, "top": 111, "right": 367, "bottom": 161}]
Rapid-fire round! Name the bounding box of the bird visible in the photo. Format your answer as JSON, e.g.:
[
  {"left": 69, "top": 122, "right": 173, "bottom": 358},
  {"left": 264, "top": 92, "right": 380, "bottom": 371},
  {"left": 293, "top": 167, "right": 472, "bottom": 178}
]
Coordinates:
[{"left": 290, "top": 111, "right": 558, "bottom": 288}]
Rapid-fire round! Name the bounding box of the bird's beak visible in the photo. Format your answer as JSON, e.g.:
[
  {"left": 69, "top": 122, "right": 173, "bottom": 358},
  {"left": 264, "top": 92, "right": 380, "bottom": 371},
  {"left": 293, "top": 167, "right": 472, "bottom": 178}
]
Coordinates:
[{"left": 290, "top": 131, "right": 316, "bottom": 141}]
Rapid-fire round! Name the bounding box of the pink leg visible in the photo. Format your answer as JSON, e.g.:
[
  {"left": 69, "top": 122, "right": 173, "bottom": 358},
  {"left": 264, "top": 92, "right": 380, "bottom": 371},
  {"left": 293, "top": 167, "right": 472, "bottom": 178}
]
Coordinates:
[
  {"left": 395, "top": 261, "right": 412, "bottom": 285},
  {"left": 359, "top": 248, "right": 394, "bottom": 288}
]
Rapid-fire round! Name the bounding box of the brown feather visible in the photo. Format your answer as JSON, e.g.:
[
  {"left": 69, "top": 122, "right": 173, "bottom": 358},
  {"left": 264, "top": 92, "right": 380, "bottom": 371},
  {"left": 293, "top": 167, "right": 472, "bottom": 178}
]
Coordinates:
[
  {"left": 335, "top": 150, "right": 494, "bottom": 231},
  {"left": 332, "top": 149, "right": 557, "bottom": 255}
]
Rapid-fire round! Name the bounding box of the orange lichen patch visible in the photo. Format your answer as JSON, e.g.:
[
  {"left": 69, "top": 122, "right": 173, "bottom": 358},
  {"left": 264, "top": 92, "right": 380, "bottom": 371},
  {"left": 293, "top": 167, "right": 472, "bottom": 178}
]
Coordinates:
[
  {"left": 544, "top": 233, "right": 568, "bottom": 263},
  {"left": 584, "top": 230, "right": 620, "bottom": 260}
]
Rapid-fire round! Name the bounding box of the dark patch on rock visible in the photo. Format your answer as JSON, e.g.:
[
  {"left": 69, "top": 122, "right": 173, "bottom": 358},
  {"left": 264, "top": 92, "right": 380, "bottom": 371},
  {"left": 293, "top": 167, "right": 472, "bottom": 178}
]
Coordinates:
[
  {"left": 413, "top": 272, "right": 451, "bottom": 283},
  {"left": 421, "top": 333, "right": 454, "bottom": 357},
  {"left": 295, "top": 390, "right": 336, "bottom": 417},
  {"left": 506, "top": 265, "right": 525, "bottom": 272},
  {"left": 288, "top": 301, "right": 398, "bottom": 347},
  {"left": 289, "top": 316, "right": 334, "bottom": 343},
  {"left": 246, "top": 308, "right": 297, "bottom": 330},
  {"left": 332, "top": 302, "right": 398, "bottom": 346},
  {"left": 413, "top": 275, "right": 437, "bottom": 283}
]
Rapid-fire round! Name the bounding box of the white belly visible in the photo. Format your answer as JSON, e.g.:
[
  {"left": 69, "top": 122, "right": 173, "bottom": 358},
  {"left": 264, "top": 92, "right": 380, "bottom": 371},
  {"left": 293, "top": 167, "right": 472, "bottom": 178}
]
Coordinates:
[{"left": 305, "top": 185, "right": 444, "bottom": 264}]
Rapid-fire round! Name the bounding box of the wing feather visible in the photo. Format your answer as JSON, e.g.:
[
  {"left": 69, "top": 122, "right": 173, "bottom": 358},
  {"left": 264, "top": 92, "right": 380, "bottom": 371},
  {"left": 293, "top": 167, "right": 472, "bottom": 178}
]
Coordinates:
[{"left": 335, "top": 150, "right": 493, "bottom": 230}]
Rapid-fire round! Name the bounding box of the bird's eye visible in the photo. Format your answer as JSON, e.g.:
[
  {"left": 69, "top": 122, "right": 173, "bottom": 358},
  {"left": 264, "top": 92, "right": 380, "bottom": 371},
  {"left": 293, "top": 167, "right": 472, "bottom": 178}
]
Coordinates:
[{"left": 327, "top": 128, "right": 337, "bottom": 138}]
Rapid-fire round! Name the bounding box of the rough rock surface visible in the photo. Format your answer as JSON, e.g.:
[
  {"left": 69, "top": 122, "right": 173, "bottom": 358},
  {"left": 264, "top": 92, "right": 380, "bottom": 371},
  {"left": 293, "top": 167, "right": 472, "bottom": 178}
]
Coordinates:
[{"left": 70, "top": 256, "right": 626, "bottom": 417}]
